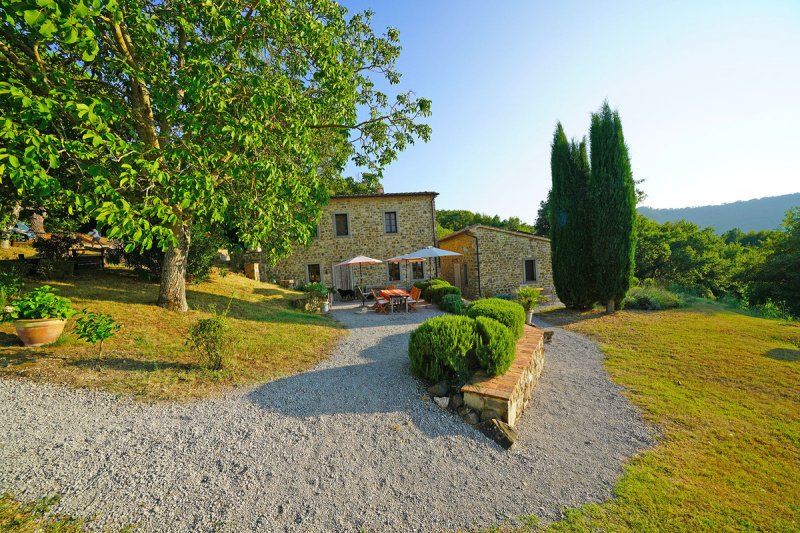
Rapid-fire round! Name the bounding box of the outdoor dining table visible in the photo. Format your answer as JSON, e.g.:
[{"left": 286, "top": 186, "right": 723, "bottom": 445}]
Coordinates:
[{"left": 380, "top": 288, "right": 411, "bottom": 313}]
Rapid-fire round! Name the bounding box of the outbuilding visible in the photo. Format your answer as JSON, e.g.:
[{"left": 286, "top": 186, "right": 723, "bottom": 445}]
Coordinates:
[{"left": 438, "top": 225, "right": 554, "bottom": 300}]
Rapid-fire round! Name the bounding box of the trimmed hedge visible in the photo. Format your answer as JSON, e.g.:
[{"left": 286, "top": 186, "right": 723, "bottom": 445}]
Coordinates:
[
  {"left": 474, "top": 316, "right": 516, "bottom": 376},
  {"left": 429, "top": 284, "right": 461, "bottom": 305},
  {"left": 408, "top": 315, "right": 478, "bottom": 383},
  {"left": 439, "top": 293, "right": 466, "bottom": 314},
  {"left": 466, "top": 298, "right": 526, "bottom": 339}
]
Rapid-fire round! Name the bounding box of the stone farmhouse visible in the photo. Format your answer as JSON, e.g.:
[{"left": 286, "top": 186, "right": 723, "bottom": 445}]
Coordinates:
[
  {"left": 262, "top": 190, "right": 438, "bottom": 291},
  {"left": 438, "top": 225, "right": 554, "bottom": 300}
]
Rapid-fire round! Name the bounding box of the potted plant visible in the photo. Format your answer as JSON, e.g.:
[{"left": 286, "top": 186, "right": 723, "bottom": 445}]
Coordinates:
[
  {"left": 516, "top": 286, "right": 548, "bottom": 325},
  {"left": 3, "top": 285, "right": 76, "bottom": 346}
]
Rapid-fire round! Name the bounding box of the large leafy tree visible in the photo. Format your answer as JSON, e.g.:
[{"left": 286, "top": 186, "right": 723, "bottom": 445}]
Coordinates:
[
  {"left": 0, "top": 0, "right": 430, "bottom": 310},
  {"left": 549, "top": 123, "right": 594, "bottom": 309},
  {"left": 588, "top": 102, "right": 636, "bottom": 312}
]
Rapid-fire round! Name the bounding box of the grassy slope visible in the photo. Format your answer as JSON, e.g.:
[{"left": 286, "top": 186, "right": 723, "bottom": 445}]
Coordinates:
[
  {"left": 539, "top": 303, "right": 800, "bottom": 532},
  {"left": 0, "top": 269, "right": 343, "bottom": 401},
  {"left": 0, "top": 494, "right": 84, "bottom": 532}
]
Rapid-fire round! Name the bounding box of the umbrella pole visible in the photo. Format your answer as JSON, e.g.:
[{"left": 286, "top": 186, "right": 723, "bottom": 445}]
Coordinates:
[{"left": 360, "top": 263, "right": 365, "bottom": 308}]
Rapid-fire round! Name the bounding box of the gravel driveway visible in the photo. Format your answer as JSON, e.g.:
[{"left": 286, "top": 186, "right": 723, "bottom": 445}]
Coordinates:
[{"left": 0, "top": 303, "right": 652, "bottom": 532}]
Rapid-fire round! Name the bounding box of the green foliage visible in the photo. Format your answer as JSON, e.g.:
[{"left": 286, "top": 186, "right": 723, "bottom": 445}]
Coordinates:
[
  {"left": 0, "top": 0, "right": 431, "bottom": 308},
  {"left": 186, "top": 308, "right": 231, "bottom": 371},
  {"left": 474, "top": 316, "right": 516, "bottom": 376},
  {"left": 622, "top": 285, "right": 683, "bottom": 311},
  {"left": 466, "top": 298, "right": 526, "bottom": 339},
  {"left": 4, "top": 285, "right": 75, "bottom": 321},
  {"left": 408, "top": 315, "right": 478, "bottom": 383},
  {"left": 417, "top": 278, "right": 449, "bottom": 301},
  {"left": 428, "top": 284, "right": 461, "bottom": 305},
  {"left": 74, "top": 309, "right": 120, "bottom": 355},
  {"left": 635, "top": 214, "right": 764, "bottom": 299},
  {"left": 124, "top": 223, "right": 226, "bottom": 282},
  {"left": 439, "top": 293, "right": 466, "bottom": 314},
  {"left": 550, "top": 123, "right": 595, "bottom": 309},
  {"left": 589, "top": 102, "right": 637, "bottom": 310},
  {"left": 302, "top": 282, "right": 329, "bottom": 311},
  {"left": 32, "top": 233, "right": 80, "bottom": 261},
  {"left": 515, "top": 286, "right": 548, "bottom": 312},
  {"left": 0, "top": 262, "right": 28, "bottom": 309},
  {"left": 437, "top": 210, "right": 535, "bottom": 234},
  {"left": 745, "top": 207, "right": 800, "bottom": 317},
  {"left": 533, "top": 189, "right": 552, "bottom": 237}
]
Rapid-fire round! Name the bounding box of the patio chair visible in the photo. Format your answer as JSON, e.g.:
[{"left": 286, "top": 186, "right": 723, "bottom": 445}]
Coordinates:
[
  {"left": 407, "top": 287, "right": 422, "bottom": 311},
  {"left": 370, "top": 288, "right": 389, "bottom": 314}
]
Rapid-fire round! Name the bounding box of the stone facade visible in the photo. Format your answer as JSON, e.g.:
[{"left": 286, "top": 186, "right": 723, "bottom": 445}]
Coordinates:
[
  {"left": 461, "top": 325, "right": 545, "bottom": 427},
  {"left": 438, "top": 225, "right": 554, "bottom": 300},
  {"left": 252, "top": 192, "right": 438, "bottom": 290}
]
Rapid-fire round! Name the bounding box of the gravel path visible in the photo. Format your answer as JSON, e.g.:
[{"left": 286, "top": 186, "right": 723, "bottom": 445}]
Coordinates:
[{"left": 0, "top": 303, "right": 652, "bottom": 532}]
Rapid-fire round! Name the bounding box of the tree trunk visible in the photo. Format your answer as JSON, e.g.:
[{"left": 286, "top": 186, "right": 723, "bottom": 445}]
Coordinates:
[
  {"left": 157, "top": 224, "right": 191, "bottom": 312},
  {"left": 30, "top": 212, "right": 45, "bottom": 235},
  {"left": 606, "top": 298, "right": 616, "bottom": 313}
]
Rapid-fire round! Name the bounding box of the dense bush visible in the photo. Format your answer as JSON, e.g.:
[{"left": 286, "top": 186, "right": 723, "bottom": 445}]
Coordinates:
[
  {"left": 428, "top": 284, "right": 461, "bottom": 304},
  {"left": 408, "top": 315, "right": 478, "bottom": 383},
  {"left": 466, "top": 298, "right": 526, "bottom": 339},
  {"left": 32, "top": 233, "right": 80, "bottom": 260},
  {"left": 418, "top": 278, "right": 451, "bottom": 301},
  {"left": 186, "top": 309, "right": 231, "bottom": 370},
  {"left": 474, "top": 316, "right": 516, "bottom": 376},
  {"left": 439, "top": 293, "right": 466, "bottom": 314},
  {"left": 622, "top": 285, "right": 683, "bottom": 310}
]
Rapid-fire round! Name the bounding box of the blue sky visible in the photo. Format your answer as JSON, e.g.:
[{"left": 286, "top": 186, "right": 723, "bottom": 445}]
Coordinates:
[{"left": 340, "top": 0, "right": 800, "bottom": 223}]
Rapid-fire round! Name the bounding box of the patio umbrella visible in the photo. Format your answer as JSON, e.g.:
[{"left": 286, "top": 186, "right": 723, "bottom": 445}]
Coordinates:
[
  {"left": 335, "top": 255, "right": 383, "bottom": 308},
  {"left": 403, "top": 246, "right": 461, "bottom": 278},
  {"left": 385, "top": 253, "right": 426, "bottom": 287}
]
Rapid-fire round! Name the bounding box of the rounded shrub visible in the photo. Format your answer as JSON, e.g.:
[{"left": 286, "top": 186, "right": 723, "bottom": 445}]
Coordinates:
[
  {"left": 422, "top": 278, "right": 451, "bottom": 301},
  {"left": 439, "top": 293, "right": 466, "bottom": 314},
  {"left": 466, "top": 298, "right": 526, "bottom": 339},
  {"left": 429, "top": 284, "right": 461, "bottom": 305},
  {"left": 474, "top": 316, "right": 516, "bottom": 376},
  {"left": 408, "top": 315, "right": 478, "bottom": 383}
]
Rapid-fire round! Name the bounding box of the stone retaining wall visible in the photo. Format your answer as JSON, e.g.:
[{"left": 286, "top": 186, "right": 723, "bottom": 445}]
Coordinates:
[{"left": 461, "top": 325, "right": 545, "bottom": 427}]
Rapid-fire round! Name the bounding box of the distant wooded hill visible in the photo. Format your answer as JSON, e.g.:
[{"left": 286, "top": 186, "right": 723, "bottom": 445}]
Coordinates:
[{"left": 638, "top": 193, "right": 800, "bottom": 233}]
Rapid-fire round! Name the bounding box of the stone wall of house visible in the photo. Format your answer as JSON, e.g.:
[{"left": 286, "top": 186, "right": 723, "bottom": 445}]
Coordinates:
[
  {"left": 439, "top": 227, "right": 554, "bottom": 299},
  {"left": 253, "top": 194, "right": 437, "bottom": 289}
]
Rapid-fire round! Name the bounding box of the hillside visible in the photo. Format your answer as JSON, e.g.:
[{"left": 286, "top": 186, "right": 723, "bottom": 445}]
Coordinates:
[{"left": 638, "top": 193, "right": 800, "bottom": 233}]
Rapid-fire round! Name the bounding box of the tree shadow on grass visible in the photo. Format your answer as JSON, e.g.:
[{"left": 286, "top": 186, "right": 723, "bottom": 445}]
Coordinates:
[
  {"left": 764, "top": 348, "right": 800, "bottom": 362},
  {"left": 246, "top": 329, "right": 490, "bottom": 444},
  {"left": 68, "top": 356, "right": 195, "bottom": 372},
  {"left": 533, "top": 307, "right": 606, "bottom": 328}
]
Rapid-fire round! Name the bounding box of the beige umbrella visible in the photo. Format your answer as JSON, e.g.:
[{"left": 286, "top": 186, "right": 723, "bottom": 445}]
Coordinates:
[
  {"left": 385, "top": 253, "right": 426, "bottom": 287},
  {"left": 335, "top": 255, "right": 383, "bottom": 308}
]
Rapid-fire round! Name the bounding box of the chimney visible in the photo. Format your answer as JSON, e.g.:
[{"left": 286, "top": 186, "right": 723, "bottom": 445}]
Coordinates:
[{"left": 375, "top": 185, "right": 385, "bottom": 194}]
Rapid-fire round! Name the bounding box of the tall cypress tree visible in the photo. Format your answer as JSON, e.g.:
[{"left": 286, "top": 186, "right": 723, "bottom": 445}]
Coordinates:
[
  {"left": 550, "top": 123, "right": 594, "bottom": 309},
  {"left": 588, "top": 102, "right": 637, "bottom": 312}
]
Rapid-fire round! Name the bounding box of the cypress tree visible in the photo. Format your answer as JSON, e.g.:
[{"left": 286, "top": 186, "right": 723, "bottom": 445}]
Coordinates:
[
  {"left": 550, "top": 123, "right": 594, "bottom": 309},
  {"left": 588, "top": 102, "right": 637, "bottom": 312}
]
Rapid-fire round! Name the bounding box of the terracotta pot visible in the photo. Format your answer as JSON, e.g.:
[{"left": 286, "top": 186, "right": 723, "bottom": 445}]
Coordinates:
[{"left": 14, "top": 318, "right": 66, "bottom": 347}]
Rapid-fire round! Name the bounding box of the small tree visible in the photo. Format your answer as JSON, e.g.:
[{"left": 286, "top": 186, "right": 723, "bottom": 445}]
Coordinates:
[
  {"left": 74, "top": 310, "right": 121, "bottom": 356},
  {"left": 588, "top": 102, "right": 637, "bottom": 312}
]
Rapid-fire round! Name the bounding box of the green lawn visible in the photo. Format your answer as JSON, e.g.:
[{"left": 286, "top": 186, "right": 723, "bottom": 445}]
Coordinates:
[
  {"left": 0, "top": 268, "right": 343, "bottom": 402},
  {"left": 538, "top": 302, "right": 800, "bottom": 532}
]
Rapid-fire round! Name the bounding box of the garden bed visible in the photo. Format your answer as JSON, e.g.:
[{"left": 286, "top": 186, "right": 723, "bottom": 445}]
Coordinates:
[{"left": 461, "top": 324, "right": 545, "bottom": 427}]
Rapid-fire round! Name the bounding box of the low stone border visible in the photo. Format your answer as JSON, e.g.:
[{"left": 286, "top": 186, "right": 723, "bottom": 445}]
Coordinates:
[{"left": 461, "top": 325, "right": 545, "bottom": 427}]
